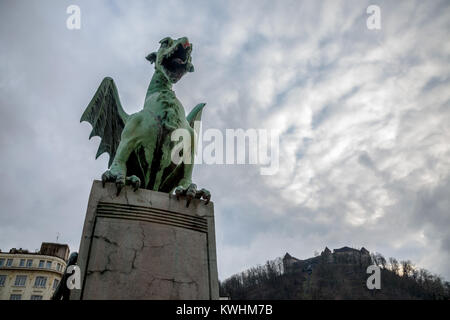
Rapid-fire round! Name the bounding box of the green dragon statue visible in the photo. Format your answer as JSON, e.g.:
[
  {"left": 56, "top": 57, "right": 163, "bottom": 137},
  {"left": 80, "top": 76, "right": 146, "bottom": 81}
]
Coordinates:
[{"left": 81, "top": 36, "right": 210, "bottom": 206}]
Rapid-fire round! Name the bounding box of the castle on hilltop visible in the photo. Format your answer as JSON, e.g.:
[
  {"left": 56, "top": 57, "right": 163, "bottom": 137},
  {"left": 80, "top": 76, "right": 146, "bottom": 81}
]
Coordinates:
[{"left": 283, "top": 246, "right": 371, "bottom": 275}]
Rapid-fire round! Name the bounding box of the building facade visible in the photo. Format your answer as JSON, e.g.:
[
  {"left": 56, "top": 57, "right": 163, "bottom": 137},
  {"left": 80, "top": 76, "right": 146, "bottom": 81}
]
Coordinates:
[{"left": 0, "top": 243, "right": 69, "bottom": 300}]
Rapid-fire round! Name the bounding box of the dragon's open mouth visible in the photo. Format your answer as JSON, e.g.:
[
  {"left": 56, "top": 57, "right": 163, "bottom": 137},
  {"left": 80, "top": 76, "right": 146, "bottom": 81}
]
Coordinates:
[{"left": 161, "top": 43, "right": 191, "bottom": 81}]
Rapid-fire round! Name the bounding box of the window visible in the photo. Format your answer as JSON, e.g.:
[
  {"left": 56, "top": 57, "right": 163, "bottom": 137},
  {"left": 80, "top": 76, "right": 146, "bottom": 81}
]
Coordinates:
[
  {"left": 10, "top": 294, "right": 22, "bottom": 300},
  {"left": 0, "top": 258, "right": 4, "bottom": 267},
  {"left": 53, "top": 278, "right": 60, "bottom": 289},
  {"left": 19, "top": 259, "right": 25, "bottom": 267},
  {"left": 14, "top": 275, "right": 27, "bottom": 286},
  {"left": 34, "top": 276, "right": 47, "bottom": 288},
  {"left": 6, "top": 259, "right": 13, "bottom": 267},
  {"left": 26, "top": 259, "right": 33, "bottom": 267},
  {"left": 0, "top": 275, "right": 6, "bottom": 286},
  {"left": 57, "top": 263, "right": 61, "bottom": 271},
  {"left": 46, "top": 261, "right": 52, "bottom": 269},
  {"left": 30, "top": 295, "right": 43, "bottom": 300},
  {"left": 38, "top": 260, "right": 44, "bottom": 268}
]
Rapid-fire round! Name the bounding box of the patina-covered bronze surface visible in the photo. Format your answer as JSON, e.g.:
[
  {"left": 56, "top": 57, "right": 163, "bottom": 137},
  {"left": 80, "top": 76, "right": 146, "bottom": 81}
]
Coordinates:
[{"left": 81, "top": 37, "right": 210, "bottom": 206}]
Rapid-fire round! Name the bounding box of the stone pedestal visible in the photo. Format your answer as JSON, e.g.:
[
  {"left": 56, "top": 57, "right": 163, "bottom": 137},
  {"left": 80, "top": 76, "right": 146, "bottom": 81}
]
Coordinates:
[{"left": 70, "top": 180, "right": 219, "bottom": 300}]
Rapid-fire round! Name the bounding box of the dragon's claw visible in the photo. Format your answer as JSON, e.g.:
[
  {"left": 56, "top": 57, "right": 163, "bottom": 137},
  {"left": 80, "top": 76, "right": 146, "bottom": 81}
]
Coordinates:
[
  {"left": 126, "top": 175, "right": 141, "bottom": 192},
  {"left": 115, "top": 176, "right": 125, "bottom": 196},
  {"left": 174, "top": 184, "right": 211, "bottom": 207},
  {"left": 101, "top": 170, "right": 141, "bottom": 195},
  {"left": 200, "top": 189, "right": 211, "bottom": 205},
  {"left": 101, "top": 170, "right": 113, "bottom": 188},
  {"left": 194, "top": 188, "right": 211, "bottom": 205},
  {"left": 175, "top": 186, "right": 184, "bottom": 200},
  {"left": 185, "top": 183, "right": 197, "bottom": 208}
]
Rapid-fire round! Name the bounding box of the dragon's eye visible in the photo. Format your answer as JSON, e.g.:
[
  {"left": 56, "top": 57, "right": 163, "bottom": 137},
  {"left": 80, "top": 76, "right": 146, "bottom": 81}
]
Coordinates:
[{"left": 160, "top": 37, "right": 173, "bottom": 47}]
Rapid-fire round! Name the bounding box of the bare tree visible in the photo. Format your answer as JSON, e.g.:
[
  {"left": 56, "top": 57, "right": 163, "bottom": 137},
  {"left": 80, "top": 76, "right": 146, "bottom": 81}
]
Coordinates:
[
  {"left": 401, "top": 260, "right": 414, "bottom": 278},
  {"left": 372, "top": 253, "right": 387, "bottom": 268},
  {"left": 378, "top": 253, "right": 387, "bottom": 269},
  {"left": 389, "top": 257, "right": 400, "bottom": 275}
]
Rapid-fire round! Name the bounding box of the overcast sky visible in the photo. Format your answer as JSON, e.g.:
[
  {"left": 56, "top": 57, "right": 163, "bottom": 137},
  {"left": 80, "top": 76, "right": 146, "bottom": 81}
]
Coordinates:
[{"left": 0, "top": 0, "right": 449, "bottom": 281}]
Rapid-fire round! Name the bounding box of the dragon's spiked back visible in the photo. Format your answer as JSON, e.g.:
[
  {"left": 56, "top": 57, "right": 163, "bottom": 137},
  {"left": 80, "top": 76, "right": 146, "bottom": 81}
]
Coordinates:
[{"left": 80, "top": 77, "right": 129, "bottom": 167}]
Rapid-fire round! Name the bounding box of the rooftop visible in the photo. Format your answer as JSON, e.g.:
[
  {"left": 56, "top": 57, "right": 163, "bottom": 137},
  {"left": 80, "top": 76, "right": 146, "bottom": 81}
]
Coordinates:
[{"left": 1, "top": 242, "right": 70, "bottom": 261}]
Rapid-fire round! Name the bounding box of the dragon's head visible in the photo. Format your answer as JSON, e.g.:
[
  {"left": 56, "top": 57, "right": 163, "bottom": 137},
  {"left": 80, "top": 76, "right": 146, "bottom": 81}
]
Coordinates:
[{"left": 146, "top": 36, "right": 194, "bottom": 84}]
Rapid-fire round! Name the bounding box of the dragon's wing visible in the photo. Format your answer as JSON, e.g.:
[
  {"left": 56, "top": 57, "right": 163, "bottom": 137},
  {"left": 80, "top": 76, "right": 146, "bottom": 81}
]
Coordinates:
[
  {"left": 186, "top": 103, "right": 206, "bottom": 153},
  {"left": 80, "top": 77, "right": 129, "bottom": 167}
]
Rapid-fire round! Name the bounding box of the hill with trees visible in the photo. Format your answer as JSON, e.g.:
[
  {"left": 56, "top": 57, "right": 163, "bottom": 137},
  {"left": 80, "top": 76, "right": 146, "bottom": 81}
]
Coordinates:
[{"left": 219, "top": 247, "right": 450, "bottom": 300}]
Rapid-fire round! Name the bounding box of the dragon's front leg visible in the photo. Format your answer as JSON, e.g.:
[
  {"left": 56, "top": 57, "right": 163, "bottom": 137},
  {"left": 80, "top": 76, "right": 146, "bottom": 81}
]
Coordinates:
[
  {"left": 173, "top": 134, "right": 211, "bottom": 207},
  {"left": 102, "top": 116, "right": 141, "bottom": 195}
]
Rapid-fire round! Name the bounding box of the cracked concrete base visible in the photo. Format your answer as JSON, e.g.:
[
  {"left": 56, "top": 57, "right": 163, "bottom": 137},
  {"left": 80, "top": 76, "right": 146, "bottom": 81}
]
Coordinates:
[{"left": 70, "top": 181, "right": 219, "bottom": 300}]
